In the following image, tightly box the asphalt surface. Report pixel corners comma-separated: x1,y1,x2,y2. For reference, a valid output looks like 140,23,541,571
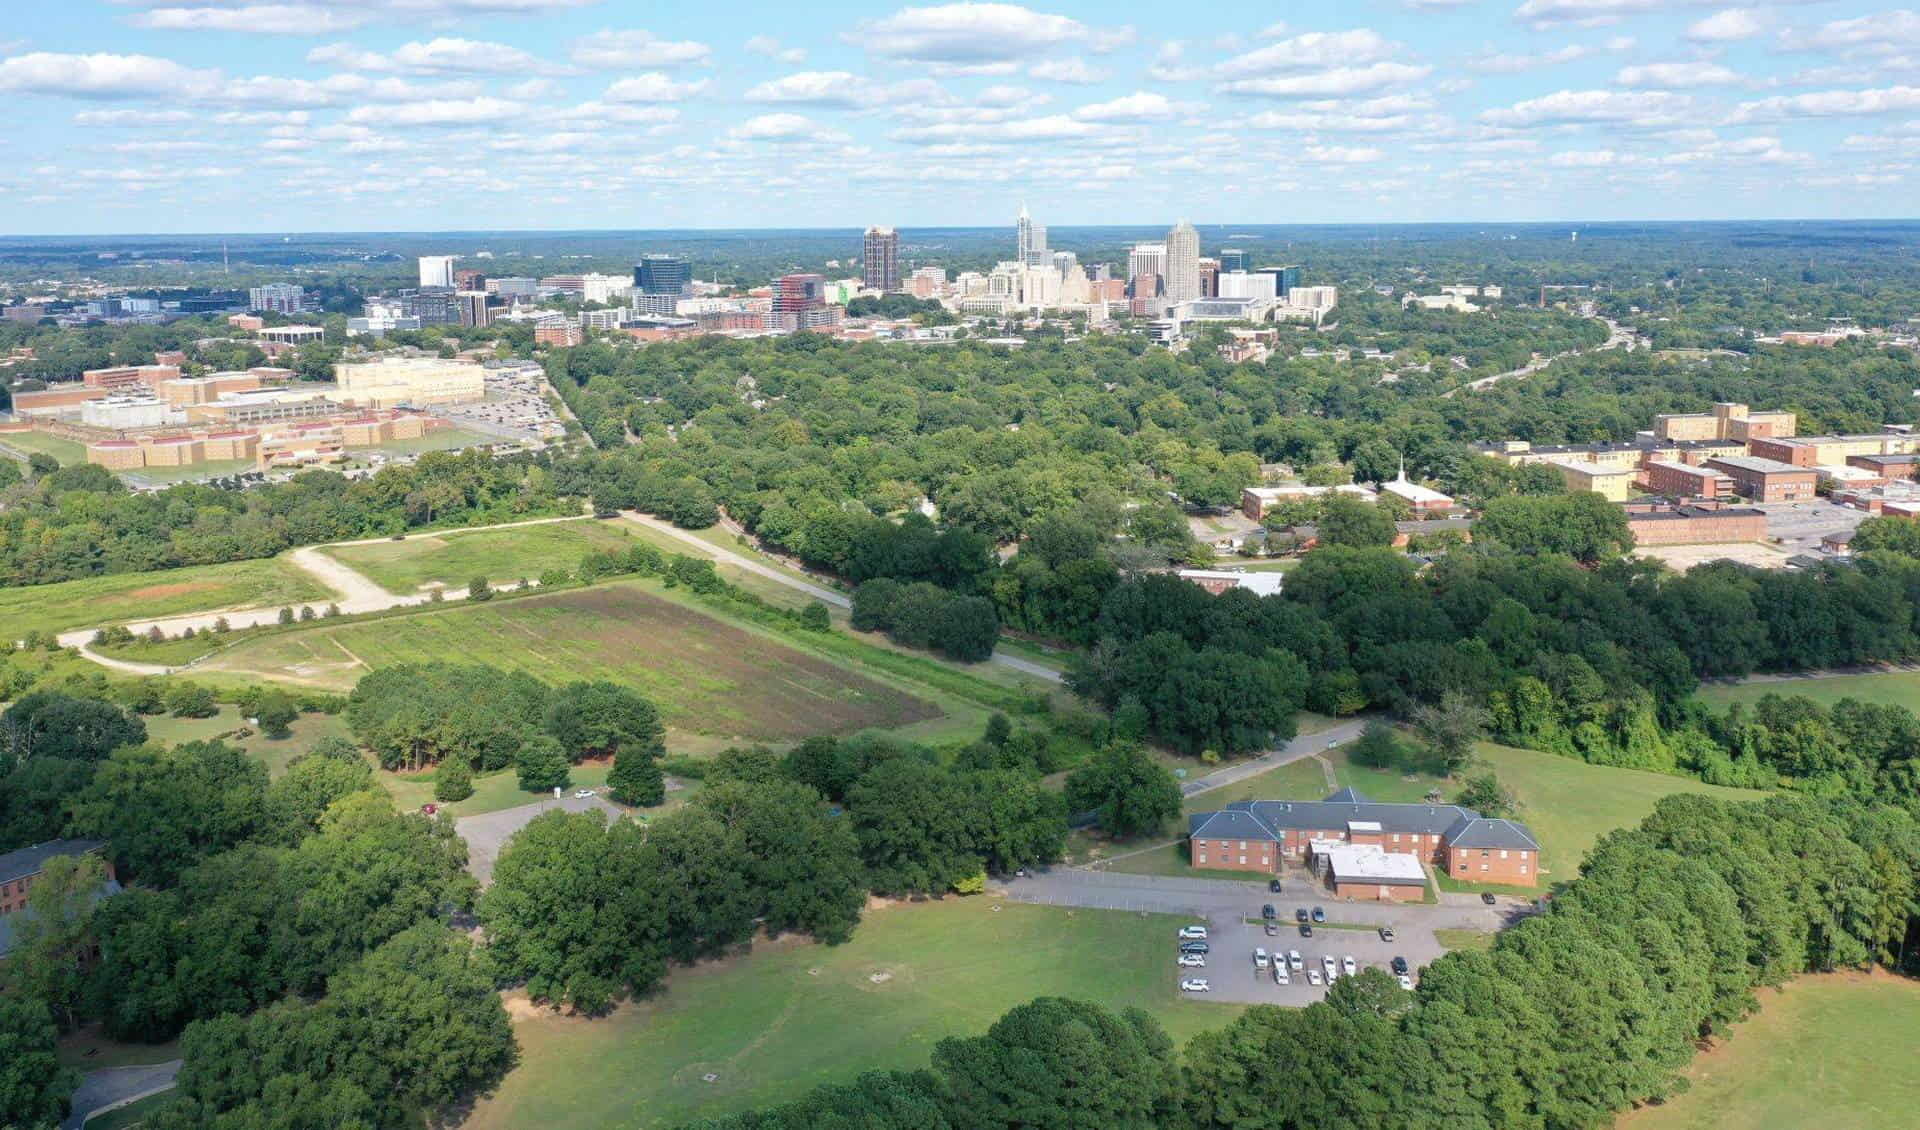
456,791,627,885
60,1060,182,1130
993,867,1536,1006
1179,718,1369,798
1754,499,1867,555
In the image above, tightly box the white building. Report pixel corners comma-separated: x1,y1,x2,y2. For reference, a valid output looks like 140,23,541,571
418,255,456,289
248,283,307,315
1218,271,1278,300
1164,220,1201,304
580,273,629,305
1016,204,1047,267
1129,243,1166,297
80,396,176,430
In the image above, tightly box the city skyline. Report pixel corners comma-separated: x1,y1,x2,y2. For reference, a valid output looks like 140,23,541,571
0,1,1914,234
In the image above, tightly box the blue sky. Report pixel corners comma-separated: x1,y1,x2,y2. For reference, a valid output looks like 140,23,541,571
0,0,1913,233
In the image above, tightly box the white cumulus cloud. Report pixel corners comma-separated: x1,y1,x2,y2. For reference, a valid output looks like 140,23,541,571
1687,9,1765,43
571,29,713,69
603,73,710,102
1614,61,1744,88
131,5,370,34
856,3,1095,64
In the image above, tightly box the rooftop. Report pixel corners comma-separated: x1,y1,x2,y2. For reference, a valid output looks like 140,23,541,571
1189,787,1540,852
0,838,105,886
1707,454,1811,475
1314,841,1428,885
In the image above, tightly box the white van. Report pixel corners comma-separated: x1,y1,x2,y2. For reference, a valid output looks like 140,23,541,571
1253,947,1269,970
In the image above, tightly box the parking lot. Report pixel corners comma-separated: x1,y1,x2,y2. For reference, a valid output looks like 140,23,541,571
1757,500,1867,555
996,866,1535,1007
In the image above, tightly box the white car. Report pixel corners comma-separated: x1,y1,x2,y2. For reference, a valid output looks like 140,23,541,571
1287,950,1303,971
1341,955,1358,977
1180,979,1211,993
1398,974,1415,991
1177,954,1206,968
572,789,596,799
1177,925,1208,940
1306,968,1323,986
1321,955,1338,980
1253,947,1269,970
1273,966,1290,986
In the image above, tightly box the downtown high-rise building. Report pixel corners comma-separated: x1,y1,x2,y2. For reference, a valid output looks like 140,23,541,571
633,254,692,295
1016,204,1047,267
418,255,456,289
863,226,901,292
1164,220,1201,304
248,283,307,315
1128,243,1166,298
1218,248,1250,273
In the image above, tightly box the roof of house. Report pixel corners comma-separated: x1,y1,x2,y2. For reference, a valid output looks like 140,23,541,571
0,839,105,886
0,878,123,958
1316,842,1428,886
1188,790,1539,852
1707,454,1810,475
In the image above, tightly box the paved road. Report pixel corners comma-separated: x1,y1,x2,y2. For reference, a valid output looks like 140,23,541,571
456,791,627,885
54,515,595,673
619,510,1065,684
1446,318,1632,398
1180,718,1370,798
993,867,1533,1007
61,1060,182,1130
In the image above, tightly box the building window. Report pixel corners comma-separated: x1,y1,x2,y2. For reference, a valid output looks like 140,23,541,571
1391,834,1400,843
1198,854,1207,865
1500,850,1509,859
1480,849,1490,858
1238,855,1247,865
1239,840,1247,850
1520,865,1528,875
1481,864,1489,872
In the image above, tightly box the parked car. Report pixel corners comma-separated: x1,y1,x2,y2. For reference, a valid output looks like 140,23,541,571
1287,949,1303,971
1306,968,1323,986
1178,954,1206,968
1299,924,1313,938
1178,925,1208,939
1263,922,1278,937
1253,947,1269,970
1179,941,1210,955
1294,907,1309,923
1481,892,1498,905
1268,878,1283,893
1261,903,1277,919
1341,955,1357,977
1273,965,1290,986
1311,906,1326,922
1180,979,1211,993
1321,955,1337,979
1390,955,1410,975
1379,926,1395,942
1398,974,1415,990
573,789,596,799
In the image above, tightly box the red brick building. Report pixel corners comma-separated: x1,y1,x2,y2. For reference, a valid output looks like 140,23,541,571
1187,788,1540,894
0,839,114,915
1704,455,1818,502
1624,501,1767,545
1643,460,1732,500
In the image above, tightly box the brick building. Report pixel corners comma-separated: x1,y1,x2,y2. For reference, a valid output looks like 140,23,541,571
1704,455,1818,502
1187,787,1539,894
1847,453,1920,481
1624,502,1767,545
1643,460,1732,500
1653,402,1795,443
0,840,113,915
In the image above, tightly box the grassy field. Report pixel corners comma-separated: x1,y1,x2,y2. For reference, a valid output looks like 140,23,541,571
462,899,1243,1130
141,707,352,777
1104,742,1767,886
0,558,326,641
197,582,943,745
1622,973,1920,1130
322,519,637,595
85,1090,176,1129
0,430,87,466
1696,670,1920,714
124,457,254,485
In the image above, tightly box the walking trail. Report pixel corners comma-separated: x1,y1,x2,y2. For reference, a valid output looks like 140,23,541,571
60,1059,182,1130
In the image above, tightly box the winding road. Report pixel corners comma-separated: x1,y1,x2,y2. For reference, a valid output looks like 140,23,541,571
60,1060,182,1130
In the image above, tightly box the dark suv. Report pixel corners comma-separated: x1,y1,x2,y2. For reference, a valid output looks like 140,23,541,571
1179,941,1210,955
1294,907,1309,923
1311,906,1326,923
1261,904,1277,920
1390,956,1409,975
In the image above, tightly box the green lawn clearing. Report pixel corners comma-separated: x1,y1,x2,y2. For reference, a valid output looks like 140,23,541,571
1696,670,1920,715
0,430,87,467
141,707,352,777
462,899,1243,1130
1433,929,1496,952
1623,972,1920,1130
83,1090,177,1130
195,581,945,747
0,558,326,642
322,519,637,595
124,457,254,485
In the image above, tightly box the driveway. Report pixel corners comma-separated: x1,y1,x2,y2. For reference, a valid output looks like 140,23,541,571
1180,718,1370,798
456,792,626,885
993,867,1535,1007
61,1060,182,1130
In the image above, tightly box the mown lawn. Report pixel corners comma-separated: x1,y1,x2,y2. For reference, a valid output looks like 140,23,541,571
141,707,353,777
1696,670,1920,715
322,519,635,595
0,558,326,642
461,899,1243,1130
1623,973,1920,1130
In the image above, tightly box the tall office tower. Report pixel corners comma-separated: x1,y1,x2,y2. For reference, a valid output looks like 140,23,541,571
1218,248,1249,273
456,291,492,328
633,253,692,295
248,283,306,315
1128,242,1166,298
1198,258,1220,298
1016,204,1047,267
1255,265,1302,299
1164,220,1201,303
1051,250,1080,278
418,255,456,289
863,226,901,292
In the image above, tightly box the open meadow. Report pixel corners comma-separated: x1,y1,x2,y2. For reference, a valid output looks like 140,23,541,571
0,557,326,642
321,518,636,594
1696,670,1920,715
460,898,1242,1130
1621,972,1920,1130
195,581,945,744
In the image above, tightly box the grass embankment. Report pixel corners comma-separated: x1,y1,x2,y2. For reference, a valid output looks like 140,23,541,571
462,899,1242,1130
1697,670,1920,714
321,518,636,595
0,558,326,642
1101,742,1767,886
0,430,86,466
196,581,948,747
1622,972,1920,1130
